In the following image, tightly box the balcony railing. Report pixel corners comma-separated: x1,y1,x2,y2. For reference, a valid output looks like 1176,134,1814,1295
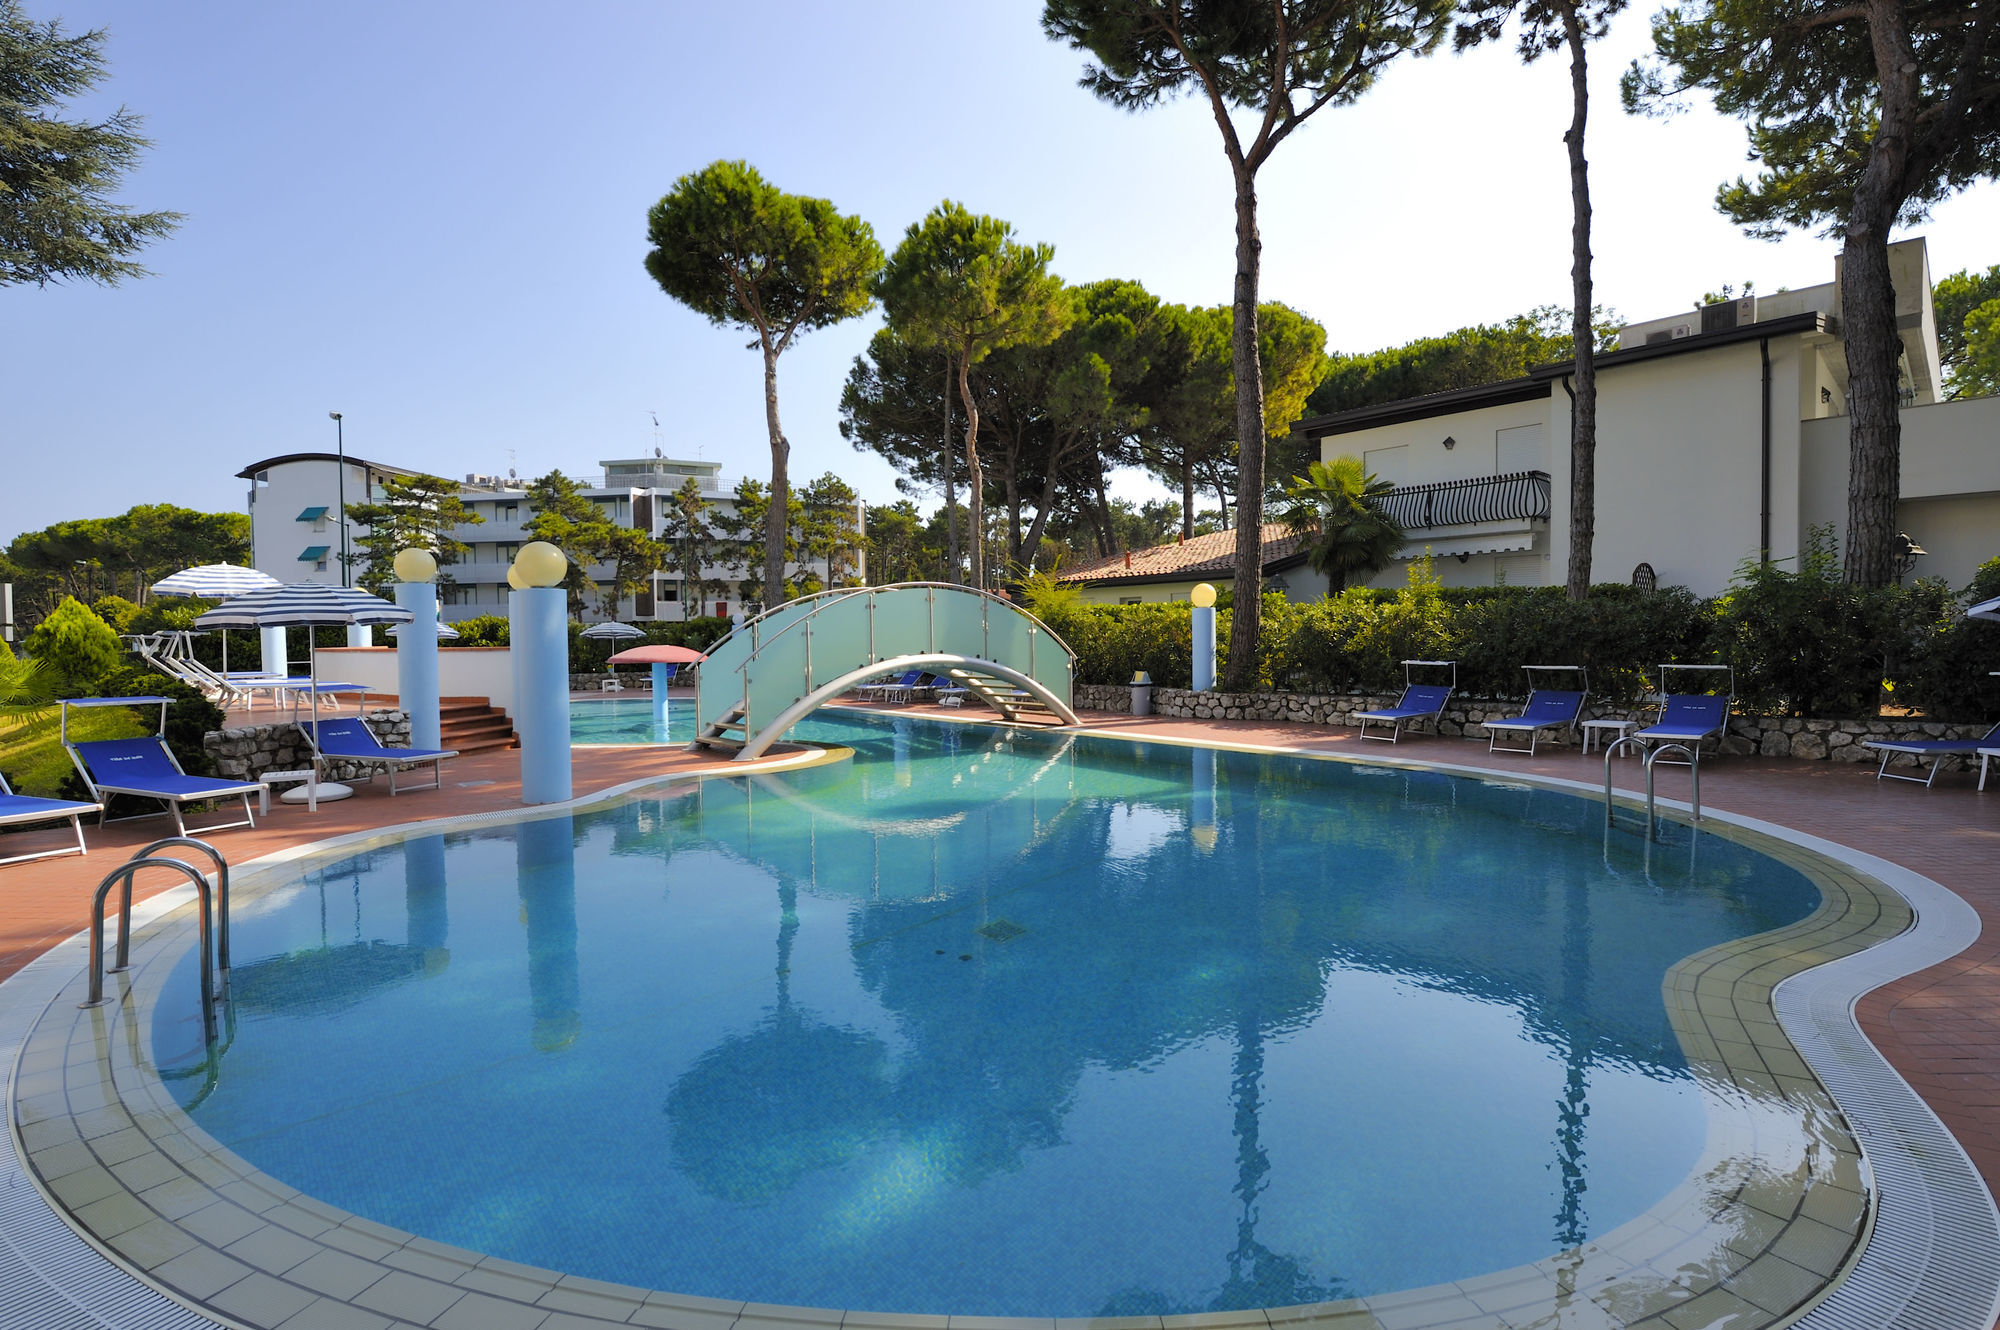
1375,470,1551,531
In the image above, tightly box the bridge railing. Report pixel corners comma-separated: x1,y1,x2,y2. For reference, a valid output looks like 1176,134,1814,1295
695,583,1077,744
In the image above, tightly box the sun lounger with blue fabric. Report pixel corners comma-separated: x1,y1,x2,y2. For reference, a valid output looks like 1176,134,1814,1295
63,697,260,836
301,717,456,795
855,669,924,703
1630,665,1734,767
1484,666,1587,756
1863,719,2000,788
1356,660,1457,743
0,770,100,867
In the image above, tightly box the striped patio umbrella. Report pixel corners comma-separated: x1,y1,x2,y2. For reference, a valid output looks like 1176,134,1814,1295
1970,595,2000,624
389,621,461,640
150,565,285,672
579,621,645,640
150,564,282,598
195,585,413,749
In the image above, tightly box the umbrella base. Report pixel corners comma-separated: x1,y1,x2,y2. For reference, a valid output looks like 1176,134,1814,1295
283,782,354,804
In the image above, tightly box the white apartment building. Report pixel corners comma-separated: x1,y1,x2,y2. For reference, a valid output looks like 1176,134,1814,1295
240,451,865,623
1291,236,2000,596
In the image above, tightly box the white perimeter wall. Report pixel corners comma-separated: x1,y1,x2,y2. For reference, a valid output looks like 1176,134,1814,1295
317,646,517,717
1801,393,2000,587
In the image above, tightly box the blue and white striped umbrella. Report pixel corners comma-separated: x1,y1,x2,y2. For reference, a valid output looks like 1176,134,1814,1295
193,583,413,628
1971,594,2000,624
151,564,281,598
579,621,645,640
389,621,461,640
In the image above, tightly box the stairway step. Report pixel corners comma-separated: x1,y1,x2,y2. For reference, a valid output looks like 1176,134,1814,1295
450,735,516,754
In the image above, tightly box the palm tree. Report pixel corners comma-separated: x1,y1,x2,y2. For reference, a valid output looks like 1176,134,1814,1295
1278,457,1407,593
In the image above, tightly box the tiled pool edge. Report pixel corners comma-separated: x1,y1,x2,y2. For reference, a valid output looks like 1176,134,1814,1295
4,735,1995,1329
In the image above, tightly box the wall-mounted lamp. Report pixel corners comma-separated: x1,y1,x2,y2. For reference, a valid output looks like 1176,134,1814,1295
1441,435,1456,450
1454,552,1470,564
1820,386,1833,406
1893,532,1927,580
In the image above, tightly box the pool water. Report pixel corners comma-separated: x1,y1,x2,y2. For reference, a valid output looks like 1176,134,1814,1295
157,712,1821,1316
569,695,697,745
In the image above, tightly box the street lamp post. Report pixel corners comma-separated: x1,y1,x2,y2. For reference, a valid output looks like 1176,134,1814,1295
328,411,348,587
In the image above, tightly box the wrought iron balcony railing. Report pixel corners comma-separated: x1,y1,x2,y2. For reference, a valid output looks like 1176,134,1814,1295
1374,470,1551,531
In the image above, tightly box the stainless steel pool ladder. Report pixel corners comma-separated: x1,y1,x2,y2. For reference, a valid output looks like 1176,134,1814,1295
1603,736,1701,838
82,837,231,1046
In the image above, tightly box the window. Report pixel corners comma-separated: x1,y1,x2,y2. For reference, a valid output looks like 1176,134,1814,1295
660,584,680,602
1119,596,1142,605
498,544,519,563
499,503,519,523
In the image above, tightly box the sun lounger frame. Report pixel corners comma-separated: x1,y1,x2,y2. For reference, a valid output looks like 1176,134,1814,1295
301,717,457,795
1356,660,1457,743
0,770,100,867
1485,666,1588,757
62,697,259,836
1864,720,2000,788
1631,664,1735,769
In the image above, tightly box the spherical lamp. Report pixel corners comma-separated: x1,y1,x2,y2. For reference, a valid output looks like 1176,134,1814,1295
1190,582,1217,608
507,565,528,592
392,548,438,583
514,541,568,588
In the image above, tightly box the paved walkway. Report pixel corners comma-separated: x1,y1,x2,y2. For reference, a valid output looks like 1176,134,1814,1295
3,703,1996,1319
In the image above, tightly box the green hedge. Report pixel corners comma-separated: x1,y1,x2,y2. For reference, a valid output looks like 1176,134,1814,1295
1035,551,2000,722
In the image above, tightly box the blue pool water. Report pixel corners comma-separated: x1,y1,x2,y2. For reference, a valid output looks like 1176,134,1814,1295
157,713,1821,1316
568,696,696,744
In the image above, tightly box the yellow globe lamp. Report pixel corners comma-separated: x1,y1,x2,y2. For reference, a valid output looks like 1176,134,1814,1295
392,547,438,583
514,541,568,588
1190,582,1217,608
506,565,528,591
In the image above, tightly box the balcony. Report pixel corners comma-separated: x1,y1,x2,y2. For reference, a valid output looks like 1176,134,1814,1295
1375,470,1551,531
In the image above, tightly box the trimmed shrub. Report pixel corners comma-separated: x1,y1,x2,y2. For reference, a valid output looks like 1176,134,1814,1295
22,597,123,694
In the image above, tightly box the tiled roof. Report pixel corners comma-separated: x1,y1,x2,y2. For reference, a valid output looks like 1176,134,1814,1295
1054,523,1304,586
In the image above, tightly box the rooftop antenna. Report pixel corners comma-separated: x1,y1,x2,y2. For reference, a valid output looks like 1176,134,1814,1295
506,447,517,481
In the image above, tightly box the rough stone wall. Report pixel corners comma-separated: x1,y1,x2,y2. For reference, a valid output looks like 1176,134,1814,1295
1070,684,1987,763
204,710,411,782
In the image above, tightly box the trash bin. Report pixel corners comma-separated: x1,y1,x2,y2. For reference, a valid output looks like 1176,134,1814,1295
1130,670,1153,717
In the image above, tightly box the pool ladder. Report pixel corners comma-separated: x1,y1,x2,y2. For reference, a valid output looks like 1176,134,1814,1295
1603,737,1701,839
82,837,231,1046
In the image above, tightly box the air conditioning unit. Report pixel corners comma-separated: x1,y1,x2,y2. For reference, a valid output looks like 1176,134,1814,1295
1644,324,1693,346
1699,296,1756,334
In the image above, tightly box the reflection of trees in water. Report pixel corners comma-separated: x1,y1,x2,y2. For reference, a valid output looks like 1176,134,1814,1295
640,722,1809,1296
665,878,893,1203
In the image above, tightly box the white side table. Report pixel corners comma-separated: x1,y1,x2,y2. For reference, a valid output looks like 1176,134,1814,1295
1581,719,1640,756
258,770,354,812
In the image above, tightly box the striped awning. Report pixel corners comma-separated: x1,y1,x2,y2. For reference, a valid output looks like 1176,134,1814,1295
298,546,330,561
193,583,413,628
150,564,282,598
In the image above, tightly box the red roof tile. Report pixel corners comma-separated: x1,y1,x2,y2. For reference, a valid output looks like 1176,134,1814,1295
1054,523,1303,586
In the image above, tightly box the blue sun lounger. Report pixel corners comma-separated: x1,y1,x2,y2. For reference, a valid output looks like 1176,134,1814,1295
1863,719,2000,788
63,697,260,836
1630,665,1734,768
1485,666,1587,756
0,770,100,867
1357,660,1457,743
856,670,924,703
302,717,457,795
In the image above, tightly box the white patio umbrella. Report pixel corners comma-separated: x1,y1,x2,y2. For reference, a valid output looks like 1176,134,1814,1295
195,584,413,799
578,621,645,640
150,564,282,673
1969,594,2000,623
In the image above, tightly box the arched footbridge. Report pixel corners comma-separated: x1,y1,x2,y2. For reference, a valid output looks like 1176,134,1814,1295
693,583,1080,760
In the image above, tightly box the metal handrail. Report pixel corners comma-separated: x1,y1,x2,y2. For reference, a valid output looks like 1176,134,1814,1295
129,838,231,979
84,856,220,1046
1375,470,1551,530
1604,736,1702,838
730,583,1080,678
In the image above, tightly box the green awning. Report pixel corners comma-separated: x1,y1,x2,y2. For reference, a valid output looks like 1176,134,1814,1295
297,506,329,521
298,545,330,561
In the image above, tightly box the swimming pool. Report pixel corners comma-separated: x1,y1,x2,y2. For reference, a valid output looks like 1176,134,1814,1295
569,695,697,744
153,712,1825,1317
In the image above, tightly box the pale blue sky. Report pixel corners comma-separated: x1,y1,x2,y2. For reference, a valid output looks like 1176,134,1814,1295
6,0,1998,546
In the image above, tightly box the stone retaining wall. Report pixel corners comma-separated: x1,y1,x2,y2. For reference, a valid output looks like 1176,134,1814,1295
1071,683,1987,763
204,710,412,782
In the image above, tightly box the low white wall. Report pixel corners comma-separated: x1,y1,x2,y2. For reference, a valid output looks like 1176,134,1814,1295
317,646,517,716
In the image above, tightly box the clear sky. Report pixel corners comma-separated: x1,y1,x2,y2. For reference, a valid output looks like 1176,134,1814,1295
6,0,1998,547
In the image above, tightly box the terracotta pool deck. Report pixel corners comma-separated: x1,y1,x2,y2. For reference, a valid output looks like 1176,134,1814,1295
2,701,1996,1328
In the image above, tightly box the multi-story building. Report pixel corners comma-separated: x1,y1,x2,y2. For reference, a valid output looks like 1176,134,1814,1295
239,451,864,623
